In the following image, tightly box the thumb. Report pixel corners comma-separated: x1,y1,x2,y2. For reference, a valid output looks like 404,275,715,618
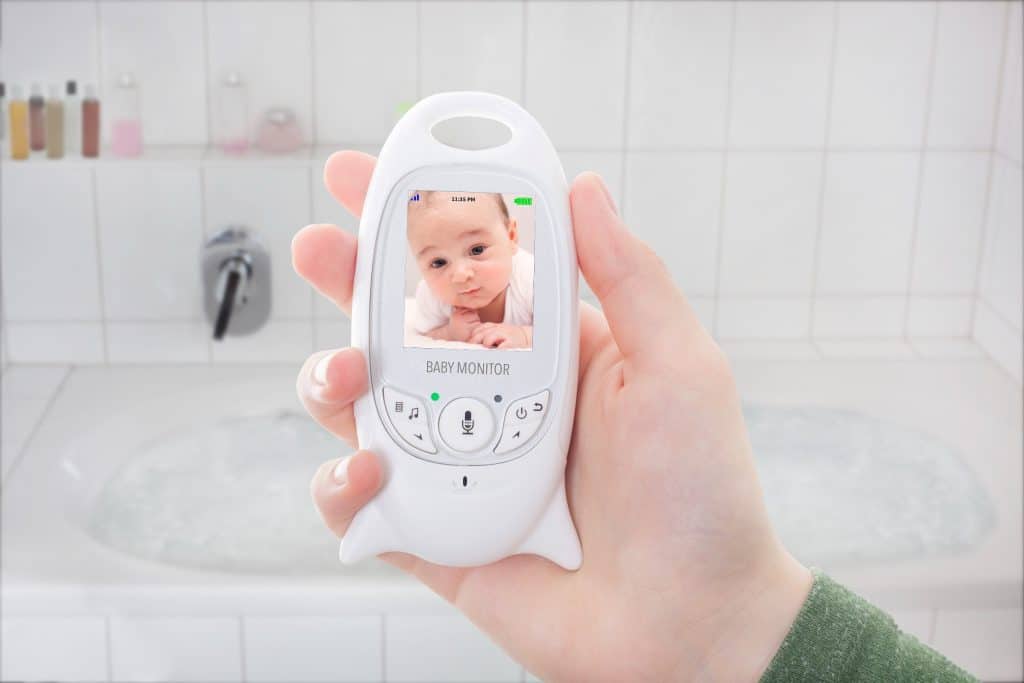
570,172,703,364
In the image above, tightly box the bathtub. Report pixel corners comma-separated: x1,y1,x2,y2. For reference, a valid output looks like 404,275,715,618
2,354,1021,682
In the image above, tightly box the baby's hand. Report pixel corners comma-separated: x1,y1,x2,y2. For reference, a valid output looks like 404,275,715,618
469,322,530,349
446,306,482,342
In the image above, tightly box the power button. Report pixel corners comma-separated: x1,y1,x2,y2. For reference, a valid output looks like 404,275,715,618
438,397,494,453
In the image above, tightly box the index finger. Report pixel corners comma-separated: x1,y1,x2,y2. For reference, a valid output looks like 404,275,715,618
291,151,377,315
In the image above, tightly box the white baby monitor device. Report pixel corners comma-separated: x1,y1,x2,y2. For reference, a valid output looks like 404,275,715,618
341,91,582,569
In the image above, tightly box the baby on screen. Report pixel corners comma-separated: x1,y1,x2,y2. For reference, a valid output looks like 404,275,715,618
407,191,534,349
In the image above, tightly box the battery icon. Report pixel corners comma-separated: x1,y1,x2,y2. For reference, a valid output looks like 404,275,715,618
514,196,532,206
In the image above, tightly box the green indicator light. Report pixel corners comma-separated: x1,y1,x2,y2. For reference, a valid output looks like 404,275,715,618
514,196,532,206
430,392,440,401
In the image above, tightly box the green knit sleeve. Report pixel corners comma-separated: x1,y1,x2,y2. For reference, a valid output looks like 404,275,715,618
759,567,979,683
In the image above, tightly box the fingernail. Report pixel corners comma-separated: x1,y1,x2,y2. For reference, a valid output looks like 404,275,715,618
333,456,350,484
313,352,335,385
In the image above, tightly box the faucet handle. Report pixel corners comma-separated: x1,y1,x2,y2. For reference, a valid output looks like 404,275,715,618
202,227,271,339
212,256,250,341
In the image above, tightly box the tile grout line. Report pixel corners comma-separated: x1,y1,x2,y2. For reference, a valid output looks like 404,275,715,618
617,0,634,218
976,296,1023,336
808,1,840,345
415,0,422,101
0,365,72,492
104,614,113,682
95,0,104,117
309,0,318,147
380,613,387,682
901,2,941,353
711,0,738,338
968,1,1012,338
90,167,110,362
199,164,214,364
238,616,248,682
520,0,528,106
202,0,213,147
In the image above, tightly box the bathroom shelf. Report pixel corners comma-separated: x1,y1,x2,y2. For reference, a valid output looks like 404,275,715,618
0,144,381,169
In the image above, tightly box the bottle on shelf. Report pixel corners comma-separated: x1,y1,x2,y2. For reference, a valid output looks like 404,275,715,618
82,84,100,158
0,82,6,145
255,107,303,154
64,80,81,156
29,83,45,151
110,72,141,157
217,71,249,154
45,85,64,159
9,85,29,160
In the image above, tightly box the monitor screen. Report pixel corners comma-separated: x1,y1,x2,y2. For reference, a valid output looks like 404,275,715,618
404,190,535,351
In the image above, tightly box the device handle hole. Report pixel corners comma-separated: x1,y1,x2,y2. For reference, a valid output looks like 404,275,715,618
430,115,513,151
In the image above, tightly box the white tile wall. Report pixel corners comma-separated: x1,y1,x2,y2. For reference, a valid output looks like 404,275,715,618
1,164,101,321
110,616,242,682
99,1,208,145
244,616,382,682
817,153,919,294
420,1,523,103
995,2,1023,164
0,1,99,90
813,296,906,339
96,165,204,320
716,297,810,340
828,2,935,148
1,617,108,682
385,615,521,682
0,0,1019,374
911,152,989,294
5,322,105,363
624,152,724,296
206,1,313,149
313,1,417,144
979,158,1024,331
524,1,629,149
906,296,974,338
628,2,732,148
729,2,834,147
927,2,1006,148
719,152,821,295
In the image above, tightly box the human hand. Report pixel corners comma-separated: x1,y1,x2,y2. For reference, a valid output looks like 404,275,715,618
468,322,531,349
294,151,812,682
447,305,482,342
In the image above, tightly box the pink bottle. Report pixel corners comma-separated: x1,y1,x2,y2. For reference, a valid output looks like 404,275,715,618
110,72,142,157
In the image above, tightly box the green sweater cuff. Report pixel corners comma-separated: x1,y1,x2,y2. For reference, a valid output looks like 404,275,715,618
759,567,979,682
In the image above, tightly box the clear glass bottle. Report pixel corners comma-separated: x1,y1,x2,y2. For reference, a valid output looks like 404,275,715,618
64,80,81,156
110,72,142,157
218,71,248,154
45,84,64,158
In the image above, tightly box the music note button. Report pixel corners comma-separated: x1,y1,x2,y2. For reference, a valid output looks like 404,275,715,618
382,386,436,454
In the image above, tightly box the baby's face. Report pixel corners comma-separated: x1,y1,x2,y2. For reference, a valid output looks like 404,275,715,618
408,193,518,310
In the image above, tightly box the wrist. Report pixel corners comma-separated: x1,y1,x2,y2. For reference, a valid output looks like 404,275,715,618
697,549,813,682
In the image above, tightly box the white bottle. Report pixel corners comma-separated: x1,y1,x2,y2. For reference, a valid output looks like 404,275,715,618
64,80,81,155
218,71,249,154
110,72,142,158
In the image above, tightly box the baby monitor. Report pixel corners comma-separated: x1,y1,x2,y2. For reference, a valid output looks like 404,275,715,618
340,91,582,569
